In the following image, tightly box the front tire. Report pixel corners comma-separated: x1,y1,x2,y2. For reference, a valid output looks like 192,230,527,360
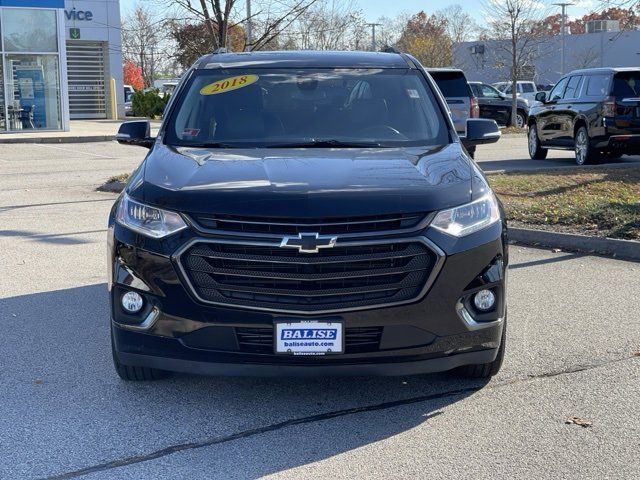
111,330,170,381
455,316,506,379
516,110,526,128
528,123,548,159
574,126,598,165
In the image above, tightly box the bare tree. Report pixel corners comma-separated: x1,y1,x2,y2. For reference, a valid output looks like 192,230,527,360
122,5,168,87
273,0,366,50
572,46,600,69
438,4,477,44
482,0,548,126
161,0,319,51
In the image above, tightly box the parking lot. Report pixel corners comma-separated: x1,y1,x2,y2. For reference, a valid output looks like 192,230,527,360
1,138,639,479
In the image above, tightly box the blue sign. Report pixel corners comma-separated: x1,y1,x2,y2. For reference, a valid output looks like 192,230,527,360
15,67,47,129
0,0,64,7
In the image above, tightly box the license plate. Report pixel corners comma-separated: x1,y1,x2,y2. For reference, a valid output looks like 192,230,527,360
275,321,344,355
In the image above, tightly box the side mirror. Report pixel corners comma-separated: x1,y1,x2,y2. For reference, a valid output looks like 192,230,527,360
463,119,501,146
116,120,154,148
535,91,547,103
498,93,507,100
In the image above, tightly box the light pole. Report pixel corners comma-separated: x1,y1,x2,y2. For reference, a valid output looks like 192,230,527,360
366,23,382,51
553,3,574,75
246,0,253,51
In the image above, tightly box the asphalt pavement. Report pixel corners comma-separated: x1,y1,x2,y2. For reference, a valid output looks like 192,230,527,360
475,134,640,172
1,141,639,479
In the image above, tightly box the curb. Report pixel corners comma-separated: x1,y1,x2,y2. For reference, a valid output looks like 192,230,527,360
485,161,639,175
510,227,640,262
0,135,116,144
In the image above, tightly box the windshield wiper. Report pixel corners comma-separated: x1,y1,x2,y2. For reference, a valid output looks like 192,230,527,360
265,139,382,148
181,142,244,149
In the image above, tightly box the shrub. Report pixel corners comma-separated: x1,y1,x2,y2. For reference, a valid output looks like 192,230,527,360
131,89,170,118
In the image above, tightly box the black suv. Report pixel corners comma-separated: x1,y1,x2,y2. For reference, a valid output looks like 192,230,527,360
110,51,506,380
469,82,529,128
528,67,640,165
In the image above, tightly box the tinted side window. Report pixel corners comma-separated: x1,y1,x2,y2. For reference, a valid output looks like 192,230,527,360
430,72,471,97
481,84,501,98
522,83,535,93
549,77,569,101
470,84,480,96
612,72,640,97
563,76,582,99
586,75,611,96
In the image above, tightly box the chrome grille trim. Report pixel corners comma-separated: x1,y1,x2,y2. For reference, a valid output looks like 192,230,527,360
173,236,445,315
185,212,435,239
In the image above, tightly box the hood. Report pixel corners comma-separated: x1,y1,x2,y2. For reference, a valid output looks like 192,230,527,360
134,143,474,218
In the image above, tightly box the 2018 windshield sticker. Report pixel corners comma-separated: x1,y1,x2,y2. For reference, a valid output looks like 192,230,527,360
200,75,259,95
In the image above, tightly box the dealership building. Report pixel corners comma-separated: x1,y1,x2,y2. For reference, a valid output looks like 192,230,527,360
0,0,123,133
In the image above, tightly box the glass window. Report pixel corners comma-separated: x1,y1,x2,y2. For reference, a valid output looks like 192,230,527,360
586,75,611,96
563,76,583,99
4,55,61,130
0,59,5,131
521,83,535,93
430,72,471,97
612,72,640,98
2,9,58,52
480,84,501,98
549,77,569,101
165,68,450,148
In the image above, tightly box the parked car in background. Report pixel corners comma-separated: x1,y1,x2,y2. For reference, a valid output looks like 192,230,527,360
469,82,529,128
527,67,640,165
111,50,506,381
428,68,479,157
493,81,538,105
124,85,134,116
160,81,178,98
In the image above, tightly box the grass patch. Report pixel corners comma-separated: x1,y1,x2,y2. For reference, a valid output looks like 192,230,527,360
500,126,527,135
488,167,640,240
105,173,130,184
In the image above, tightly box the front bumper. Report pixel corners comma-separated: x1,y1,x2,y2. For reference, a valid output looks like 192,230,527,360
108,218,508,377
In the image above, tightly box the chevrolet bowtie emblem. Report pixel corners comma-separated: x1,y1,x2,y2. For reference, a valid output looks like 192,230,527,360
280,232,337,253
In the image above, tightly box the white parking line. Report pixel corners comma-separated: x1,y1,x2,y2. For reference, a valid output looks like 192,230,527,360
32,143,115,159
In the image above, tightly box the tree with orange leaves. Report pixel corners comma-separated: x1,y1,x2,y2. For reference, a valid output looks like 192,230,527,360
123,61,144,91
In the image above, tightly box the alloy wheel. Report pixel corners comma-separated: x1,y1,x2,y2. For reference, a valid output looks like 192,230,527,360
575,130,588,165
528,126,537,157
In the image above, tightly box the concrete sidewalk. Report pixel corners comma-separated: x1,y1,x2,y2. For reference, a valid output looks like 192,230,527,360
0,119,161,144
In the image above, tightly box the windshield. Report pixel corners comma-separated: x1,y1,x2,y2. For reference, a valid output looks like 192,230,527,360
164,68,449,148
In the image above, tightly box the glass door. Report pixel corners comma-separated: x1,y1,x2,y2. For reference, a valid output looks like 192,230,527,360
0,57,6,131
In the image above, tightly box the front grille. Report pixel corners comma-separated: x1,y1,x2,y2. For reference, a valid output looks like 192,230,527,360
236,326,384,354
179,240,437,313
190,213,426,236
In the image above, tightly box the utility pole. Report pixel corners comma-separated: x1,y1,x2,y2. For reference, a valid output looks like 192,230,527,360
246,0,253,51
553,3,574,75
366,23,382,51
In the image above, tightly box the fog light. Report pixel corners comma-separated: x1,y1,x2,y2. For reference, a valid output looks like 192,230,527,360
473,289,495,311
121,291,144,313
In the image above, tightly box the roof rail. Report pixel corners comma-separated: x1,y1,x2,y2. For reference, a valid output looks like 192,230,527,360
212,47,230,54
380,46,401,54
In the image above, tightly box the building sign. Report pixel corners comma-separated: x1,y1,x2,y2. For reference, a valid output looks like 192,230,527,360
65,8,93,21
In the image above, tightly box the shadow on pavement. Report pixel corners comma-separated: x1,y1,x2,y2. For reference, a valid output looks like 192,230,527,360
0,284,488,479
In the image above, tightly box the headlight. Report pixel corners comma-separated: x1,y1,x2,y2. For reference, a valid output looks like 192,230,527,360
116,192,187,238
431,193,500,237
